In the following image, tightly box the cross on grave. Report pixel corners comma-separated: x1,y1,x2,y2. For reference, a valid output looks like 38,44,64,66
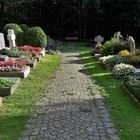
7,29,16,48
95,35,104,48
0,33,6,50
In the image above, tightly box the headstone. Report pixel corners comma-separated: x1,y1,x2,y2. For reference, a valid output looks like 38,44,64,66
0,33,6,50
7,29,16,48
95,35,104,48
128,36,136,53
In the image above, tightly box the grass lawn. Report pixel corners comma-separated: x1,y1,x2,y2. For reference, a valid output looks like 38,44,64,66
81,50,140,140
0,55,61,140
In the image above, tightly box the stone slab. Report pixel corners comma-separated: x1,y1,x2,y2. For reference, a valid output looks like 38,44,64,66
0,55,9,61
0,66,30,78
135,68,140,76
94,53,102,60
0,77,20,97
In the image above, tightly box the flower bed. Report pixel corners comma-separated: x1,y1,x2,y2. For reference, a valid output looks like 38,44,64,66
0,66,30,78
18,46,42,54
0,78,20,97
0,60,26,71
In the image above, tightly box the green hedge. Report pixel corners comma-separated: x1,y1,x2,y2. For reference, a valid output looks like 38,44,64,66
28,26,47,48
3,23,24,46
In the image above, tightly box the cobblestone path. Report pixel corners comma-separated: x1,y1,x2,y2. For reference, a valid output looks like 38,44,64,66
19,46,120,140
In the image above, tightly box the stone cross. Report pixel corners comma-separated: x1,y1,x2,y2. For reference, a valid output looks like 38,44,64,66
0,33,6,50
128,36,136,53
95,35,104,47
7,29,16,48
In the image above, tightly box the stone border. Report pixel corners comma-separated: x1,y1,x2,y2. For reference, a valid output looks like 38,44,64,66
35,55,42,61
26,59,37,68
122,84,140,107
0,55,9,61
0,77,20,97
0,66,30,78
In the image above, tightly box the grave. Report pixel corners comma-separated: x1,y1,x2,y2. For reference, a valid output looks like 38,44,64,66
0,33,6,50
0,77,20,97
95,35,104,48
0,66,30,78
7,29,16,48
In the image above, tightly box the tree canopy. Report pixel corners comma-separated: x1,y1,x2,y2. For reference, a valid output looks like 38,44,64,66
1,0,140,41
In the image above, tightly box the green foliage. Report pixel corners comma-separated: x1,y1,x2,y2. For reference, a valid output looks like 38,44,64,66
0,49,8,55
100,40,114,56
0,79,14,88
7,48,20,57
124,76,140,101
129,55,140,66
28,26,47,48
19,24,29,33
19,24,30,45
3,23,24,46
112,42,129,54
113,63,135,78
100,37,129,56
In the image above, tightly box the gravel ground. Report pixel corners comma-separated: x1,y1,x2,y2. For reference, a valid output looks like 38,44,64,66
19,45,120,140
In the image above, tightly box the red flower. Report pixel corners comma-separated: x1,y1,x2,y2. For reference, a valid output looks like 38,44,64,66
18,46,42,53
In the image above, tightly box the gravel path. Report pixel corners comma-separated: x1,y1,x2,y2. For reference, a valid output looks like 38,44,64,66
19,44,120,140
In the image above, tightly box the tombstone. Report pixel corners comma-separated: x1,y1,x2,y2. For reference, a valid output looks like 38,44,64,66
128,36,136,53
0,33,6,50
7,29,16,48
114,31,123,42
95,35,104,48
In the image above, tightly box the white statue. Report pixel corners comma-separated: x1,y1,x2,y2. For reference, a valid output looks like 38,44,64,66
114,31,123,42
95,35,104,48
7,29,16,48
128,36,136,53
